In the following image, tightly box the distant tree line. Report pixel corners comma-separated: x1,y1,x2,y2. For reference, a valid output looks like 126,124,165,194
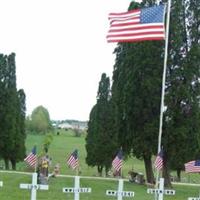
85,0,200,187
0,53,26,170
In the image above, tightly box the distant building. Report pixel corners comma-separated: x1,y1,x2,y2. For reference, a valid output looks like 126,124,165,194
57,121,87,131
58,122,73,129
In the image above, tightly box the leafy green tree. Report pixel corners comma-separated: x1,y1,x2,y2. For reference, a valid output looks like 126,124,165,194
86,73,118,176
29,105,52,134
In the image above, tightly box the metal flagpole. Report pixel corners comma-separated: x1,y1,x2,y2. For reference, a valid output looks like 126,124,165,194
156,0,172,187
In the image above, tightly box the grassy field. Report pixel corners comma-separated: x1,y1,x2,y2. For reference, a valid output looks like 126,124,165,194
0,130,200,200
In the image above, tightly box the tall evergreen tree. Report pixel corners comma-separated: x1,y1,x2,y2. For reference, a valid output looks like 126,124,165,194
162,0,200,186
85,73,117,176
0,53,26,169
10,89,26,169
111,1,164,183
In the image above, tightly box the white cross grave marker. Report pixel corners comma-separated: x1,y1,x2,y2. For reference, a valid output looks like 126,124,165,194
147,178,175,200
63,176,91,200
106,179,134,200
0,181,3,187
20,172,49,200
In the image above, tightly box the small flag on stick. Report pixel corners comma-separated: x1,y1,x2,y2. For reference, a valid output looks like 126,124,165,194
154,149,163,170
107,5,165,43
24,146,37,168
67,149,79,170
112,150,123,172
185,160,200,173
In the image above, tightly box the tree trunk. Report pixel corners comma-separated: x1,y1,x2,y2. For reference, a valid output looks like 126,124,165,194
4,158,9,170
143,154,155,184
176,169,181,182
105,166,109,177
10,159,16,170
162,158,172,188
97,166,103,176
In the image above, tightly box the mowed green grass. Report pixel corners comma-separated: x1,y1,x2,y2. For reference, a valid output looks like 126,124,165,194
0,130,200,200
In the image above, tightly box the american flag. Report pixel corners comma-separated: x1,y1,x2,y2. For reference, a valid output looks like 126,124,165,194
154,149,163,170
107,5,165,42
67,149,79,170
112,150,123,172
24,146,37,167
185,160,200,173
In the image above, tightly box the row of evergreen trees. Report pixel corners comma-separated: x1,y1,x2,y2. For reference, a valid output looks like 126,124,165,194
0,53,26,170
85,0,200,186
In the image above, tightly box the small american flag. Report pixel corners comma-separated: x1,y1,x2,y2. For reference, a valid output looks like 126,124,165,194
112,150,123,172
24,146,37,167
107,5,165,42
67,149,79,170
154,149,163,170
185,160,200,173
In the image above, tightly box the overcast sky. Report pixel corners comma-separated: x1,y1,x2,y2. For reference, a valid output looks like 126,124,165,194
0,0,141,121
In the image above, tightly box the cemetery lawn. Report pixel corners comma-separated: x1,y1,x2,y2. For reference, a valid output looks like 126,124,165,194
0,130,200,199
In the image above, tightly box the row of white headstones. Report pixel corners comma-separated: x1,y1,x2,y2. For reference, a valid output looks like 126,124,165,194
0,174,199,200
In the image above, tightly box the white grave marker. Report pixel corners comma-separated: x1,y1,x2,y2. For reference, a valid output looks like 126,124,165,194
188,197,200,200
20,172,49,200
63,176,91,200
106,179,134,200
147,178,175,200
0,181,3,187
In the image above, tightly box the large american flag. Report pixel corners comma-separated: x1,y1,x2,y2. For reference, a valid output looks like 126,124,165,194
24,146,37,167
67,149,79,170
154,149,163,170
112,150,123,172
185,160,200,173
107,5,165,42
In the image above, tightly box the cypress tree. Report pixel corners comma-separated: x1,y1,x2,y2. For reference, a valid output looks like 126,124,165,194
0,53,26,169
86,73,117,176
162,0,200,186
111,1,164,183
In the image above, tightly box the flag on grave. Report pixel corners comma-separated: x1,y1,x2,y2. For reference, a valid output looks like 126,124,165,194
154,149,163,170
67,149,79,170
24,146,37,167
185,160,200,173
112,149,123,172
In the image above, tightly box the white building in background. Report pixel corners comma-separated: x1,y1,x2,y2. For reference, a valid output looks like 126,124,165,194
58,122,73,129
57,121,88,131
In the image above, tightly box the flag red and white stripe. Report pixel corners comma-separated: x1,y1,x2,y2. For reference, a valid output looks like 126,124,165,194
112,150,123,172
24,146,37,167
154,150,163,170
67,149,79,170
107,5,165,43
185,160,200,173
